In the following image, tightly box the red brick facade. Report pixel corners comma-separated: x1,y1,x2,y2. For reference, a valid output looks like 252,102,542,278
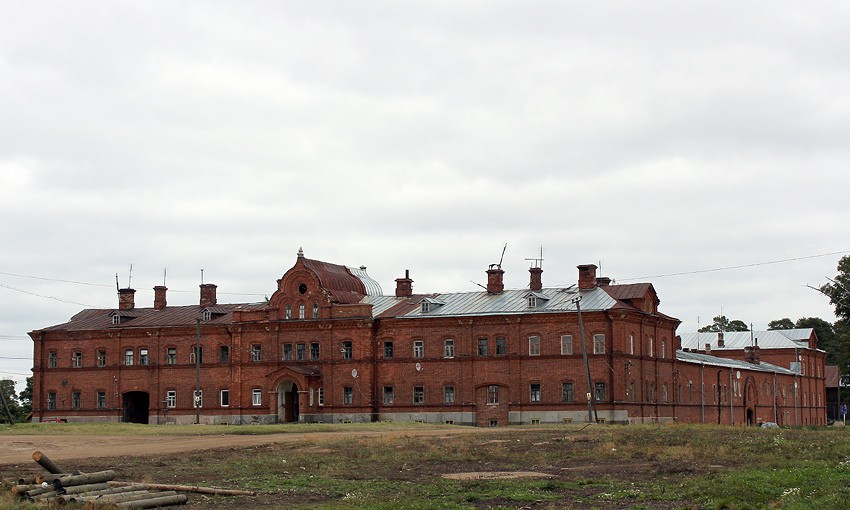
29,253,827,426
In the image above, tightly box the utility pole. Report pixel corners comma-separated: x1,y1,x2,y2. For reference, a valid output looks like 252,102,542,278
0,388,15,426
195,318,201,425
573,296,598,423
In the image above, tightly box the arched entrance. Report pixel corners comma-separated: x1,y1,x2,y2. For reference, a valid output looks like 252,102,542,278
277,380,300,423
123,391,149,424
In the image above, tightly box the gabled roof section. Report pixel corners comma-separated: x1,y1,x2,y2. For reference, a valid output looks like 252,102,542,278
680,329,817,351
298,258,383,303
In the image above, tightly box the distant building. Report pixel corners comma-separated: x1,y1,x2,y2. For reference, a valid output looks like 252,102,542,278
29,250,827,426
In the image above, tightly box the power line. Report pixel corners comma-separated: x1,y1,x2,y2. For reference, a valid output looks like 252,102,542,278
616,250,849,282
0,282,97,307
0,271,112,287
0,356,30,360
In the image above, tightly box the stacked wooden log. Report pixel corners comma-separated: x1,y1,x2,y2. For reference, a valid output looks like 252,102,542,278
3,451,258,508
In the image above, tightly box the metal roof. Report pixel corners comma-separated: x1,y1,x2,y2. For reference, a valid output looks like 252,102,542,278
346,266,383,296
363,285,621,319
679,329,815,351
676,350,797,375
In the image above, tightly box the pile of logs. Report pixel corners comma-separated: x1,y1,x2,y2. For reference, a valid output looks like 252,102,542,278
3,451,255,508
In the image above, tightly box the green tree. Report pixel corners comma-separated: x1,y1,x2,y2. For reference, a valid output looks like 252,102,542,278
18,377,32,417
0,379,23,423
767,318,795,330
820,255,850,321
698,315,749,332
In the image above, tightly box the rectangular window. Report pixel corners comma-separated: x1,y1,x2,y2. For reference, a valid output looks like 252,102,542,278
283,344,292,361
477,338,488,356
530,383,541,403
48,351,57,368
97,391,106,409
593,334,605,354
312,303,319,319
220,345,229,364
660,340,666,359
296,343,306,361
220,389,230,407
342,341,353,360
318,387,324,406
193,390,203,408
72,351,82,368
166,347,177,365
383,386,394,405
251,344,262,362
285,305,292,319
310,342,320,360
343,387,353,405
298,304,305,319
112,314,121,325
97,350,106,367
413,340,424,358
166,391,176,408
495,336,506,355
528,336,540,356
383,341,394,359
444,385,455,404
72,391,81,409
252,389,262,406
47,392,56,410
190,346,203,364
413,386,425,405
560,335,573,355
629,334,634,355
487,385,499,404
594,382,606,401
139,348,149,366
649,337,654,357
562,382,574,402
444,339,454,358
124,349,134,366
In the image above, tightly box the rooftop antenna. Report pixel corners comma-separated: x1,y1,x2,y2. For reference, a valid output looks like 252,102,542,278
127,264,133,289
115,273,119,292
200,268,204,285
163,268,167,286
470,280,488,291
524,246,544,269
498,243,507,268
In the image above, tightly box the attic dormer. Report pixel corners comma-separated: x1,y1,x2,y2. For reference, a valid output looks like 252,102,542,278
419,296,446,313
109,310,139,325
200,306,228,321
525,291,550,308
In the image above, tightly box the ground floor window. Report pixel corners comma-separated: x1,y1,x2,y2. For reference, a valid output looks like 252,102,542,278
97,391,106,409
444,386,455,404
220,389,230,407
47,392,56,410
252,389,262,406
193,390,203,408
562,382,574,402
318,387,324,406
383,386,394,405
487,385,499,404
343,387,353,405
413,386,425,405
71,391,81,409
166,391,176,408
530,383,541,403
594,382,606,401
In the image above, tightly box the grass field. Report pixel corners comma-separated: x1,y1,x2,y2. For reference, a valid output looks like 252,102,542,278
2,423,849,509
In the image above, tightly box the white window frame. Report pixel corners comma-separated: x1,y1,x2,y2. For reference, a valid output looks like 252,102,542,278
444,385,455,405
487,385,499,404
528,336,541,356
342,341,353,360
251,344,262,362
220,389,230,407
124,349,134,366
413,385,425,405
593,334,605,354
139,348,149,366
166,390,176,408
193,389,203,408
252,389,262,406
72,351,83,368
413,340,424,358
97,350,106,367
318,387,324,406
530,383,541,403
560,335,573,355
444,339,454,358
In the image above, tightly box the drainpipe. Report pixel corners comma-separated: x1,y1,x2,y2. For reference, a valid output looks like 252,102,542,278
700,362,705,424
772,372,778,424
729,368,734,426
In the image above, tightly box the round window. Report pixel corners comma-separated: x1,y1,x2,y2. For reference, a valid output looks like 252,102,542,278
298,283,307,294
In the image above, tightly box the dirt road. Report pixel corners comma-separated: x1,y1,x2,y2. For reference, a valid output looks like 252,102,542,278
0,427,496,466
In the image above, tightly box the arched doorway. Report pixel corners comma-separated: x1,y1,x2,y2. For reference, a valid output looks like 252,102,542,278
277,380,299,423
123,391,149,424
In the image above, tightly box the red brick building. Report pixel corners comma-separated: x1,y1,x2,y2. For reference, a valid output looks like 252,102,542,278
29,250,826,426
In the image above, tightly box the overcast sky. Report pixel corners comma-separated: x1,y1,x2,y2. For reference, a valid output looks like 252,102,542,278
2,2,849,391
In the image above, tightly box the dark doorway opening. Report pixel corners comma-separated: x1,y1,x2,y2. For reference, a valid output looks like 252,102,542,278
123,391,150,424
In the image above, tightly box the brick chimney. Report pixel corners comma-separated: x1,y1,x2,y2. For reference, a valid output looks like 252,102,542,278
200,283,217,307
705,343,711,356
529,266,543,291
395,270,413,297
745,339,760,364
153,286,167,310
577,264,598,290
717,331,725,348
486,264,504,294
596,276,611,287
118,288,136,310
